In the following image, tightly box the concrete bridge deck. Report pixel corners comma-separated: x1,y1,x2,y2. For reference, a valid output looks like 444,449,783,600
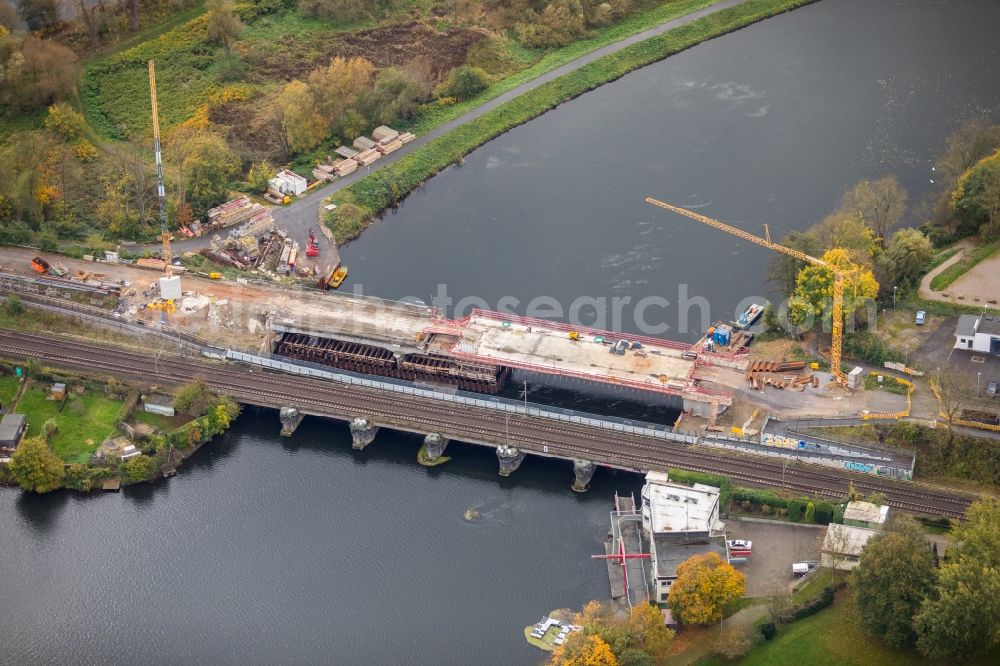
0,329,978,519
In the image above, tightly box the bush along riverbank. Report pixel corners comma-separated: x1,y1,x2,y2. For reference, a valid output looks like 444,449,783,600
324,0,820,242
0,366,240,493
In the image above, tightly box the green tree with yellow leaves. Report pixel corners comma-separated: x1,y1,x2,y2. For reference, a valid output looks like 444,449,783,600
787,248,879,330
667,551,745,625
10,436,65,493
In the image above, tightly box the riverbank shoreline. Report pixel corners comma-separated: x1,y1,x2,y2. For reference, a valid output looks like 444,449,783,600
0,363,239,494
324,0,821,244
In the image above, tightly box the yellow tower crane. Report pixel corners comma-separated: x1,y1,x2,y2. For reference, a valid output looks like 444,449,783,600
148,60,171,269
645,197,848,386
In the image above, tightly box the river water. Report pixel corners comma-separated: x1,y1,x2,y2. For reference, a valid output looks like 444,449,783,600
3,1,1000,664
342,0,1000,341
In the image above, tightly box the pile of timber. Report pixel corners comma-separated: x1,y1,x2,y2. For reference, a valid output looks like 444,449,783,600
376,138,402,155
354,149,380,166
313,163,336,182
398,132,415,144
333,158,358,177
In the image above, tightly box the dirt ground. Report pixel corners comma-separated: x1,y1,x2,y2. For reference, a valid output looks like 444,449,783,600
725,518,826,597
920,240,1000,306
944,249,1000,305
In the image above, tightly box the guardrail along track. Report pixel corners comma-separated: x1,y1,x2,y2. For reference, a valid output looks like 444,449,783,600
0,329,978,518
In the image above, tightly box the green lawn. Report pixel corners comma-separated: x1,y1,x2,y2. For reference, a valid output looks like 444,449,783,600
698,591,998,666
16,385,124,463
133,409,189,432
0,374,22,409
791,568,845,605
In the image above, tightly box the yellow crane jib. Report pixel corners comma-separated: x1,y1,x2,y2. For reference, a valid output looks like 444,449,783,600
644,197,848,385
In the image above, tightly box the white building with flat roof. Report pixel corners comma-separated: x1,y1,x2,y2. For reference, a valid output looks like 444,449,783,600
954,314,1000,354
640,472,728,603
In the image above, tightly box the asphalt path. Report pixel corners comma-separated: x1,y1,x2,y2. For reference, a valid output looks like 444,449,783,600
150,0,745,257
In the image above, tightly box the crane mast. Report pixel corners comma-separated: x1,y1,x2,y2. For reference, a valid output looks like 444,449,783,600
644,197,847,385
148,60,171,269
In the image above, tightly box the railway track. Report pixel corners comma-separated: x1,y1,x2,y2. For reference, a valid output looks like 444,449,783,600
0,329,980,518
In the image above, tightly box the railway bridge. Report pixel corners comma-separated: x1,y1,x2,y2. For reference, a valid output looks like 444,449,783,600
0,329,979,518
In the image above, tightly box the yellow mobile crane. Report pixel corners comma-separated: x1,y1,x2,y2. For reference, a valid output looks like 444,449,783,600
645,197,849,386
148,60,171,269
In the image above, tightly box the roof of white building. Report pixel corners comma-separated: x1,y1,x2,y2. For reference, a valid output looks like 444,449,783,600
822,523,878,556
955,315,979,337
843,500,890,525
642,472,721,534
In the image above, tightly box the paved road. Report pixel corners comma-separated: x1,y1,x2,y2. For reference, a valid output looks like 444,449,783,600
0,328,980,517
150,0,746,256
918,239,974,304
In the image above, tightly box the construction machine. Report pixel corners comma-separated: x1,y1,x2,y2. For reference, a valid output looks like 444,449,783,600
645,197,850,386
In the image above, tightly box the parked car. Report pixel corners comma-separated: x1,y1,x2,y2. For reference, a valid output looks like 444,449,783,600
727,539,752,552
915,310,926,325
988,381,998,398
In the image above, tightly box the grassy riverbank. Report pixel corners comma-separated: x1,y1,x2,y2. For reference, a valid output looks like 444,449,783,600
325,0,819,242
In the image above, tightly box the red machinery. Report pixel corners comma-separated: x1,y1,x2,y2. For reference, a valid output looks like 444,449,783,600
305,230,319,257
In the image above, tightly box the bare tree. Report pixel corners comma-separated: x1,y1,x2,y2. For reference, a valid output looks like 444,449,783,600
840,176,908,247
935,368,973,436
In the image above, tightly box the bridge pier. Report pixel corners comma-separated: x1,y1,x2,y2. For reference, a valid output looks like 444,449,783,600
349,418,379,450
571,459,596,492
496,445,526,477
279,407,304,437
418,432,450,466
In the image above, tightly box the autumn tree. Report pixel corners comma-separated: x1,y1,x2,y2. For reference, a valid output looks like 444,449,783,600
549,633,618,666
766,229,823,296
518,0,589,48
881,227,933,288
121,455,155,484
951,149,1000,240
172,379,216,417
438,64,490,101
362,67,427,125
812,211,879,265
850,530,936,648
0,33,79,113
246,160,275,194
276,81,327,152
179,132,240,216
624,603,675,661
10,436,65,493
786,248,880,331
43,102,86,141
206,0,243,50
914,499,1000,661
308,56,374,136
839,177,907,246
667,551,745,625
17,0,60,31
